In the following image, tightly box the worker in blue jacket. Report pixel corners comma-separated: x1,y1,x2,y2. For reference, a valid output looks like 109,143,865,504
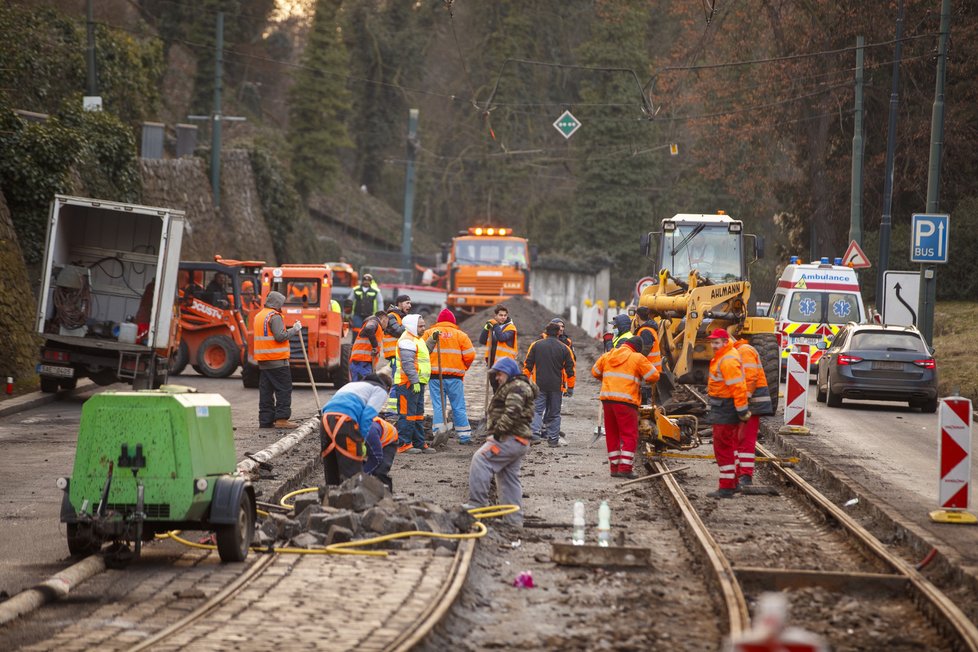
319,370,392,486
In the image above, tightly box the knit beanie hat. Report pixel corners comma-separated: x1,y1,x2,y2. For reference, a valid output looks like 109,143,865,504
438,308,456,324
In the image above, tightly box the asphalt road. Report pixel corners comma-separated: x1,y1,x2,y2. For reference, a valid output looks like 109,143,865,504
0,372,330,598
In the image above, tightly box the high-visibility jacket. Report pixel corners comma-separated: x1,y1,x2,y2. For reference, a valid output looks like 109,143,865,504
330,299,341,313
422,321,475,378
733,339,773,416
351,317,383,363
374,417,399,448
634,321,662,371
382,312,403,360
708,341,749,423
489,321,518,362
253,307,290,362
591,346,658,406
352,286,380,317
394,330,431,385
613,329,634,348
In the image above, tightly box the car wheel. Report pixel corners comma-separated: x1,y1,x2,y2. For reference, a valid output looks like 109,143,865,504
919,397,939,414
825,376,842,408
816,381,827,403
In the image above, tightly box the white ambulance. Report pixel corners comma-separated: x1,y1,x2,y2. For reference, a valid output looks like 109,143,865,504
768,257,868,371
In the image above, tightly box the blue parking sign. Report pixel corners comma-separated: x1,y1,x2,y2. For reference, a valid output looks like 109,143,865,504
910,213,950,264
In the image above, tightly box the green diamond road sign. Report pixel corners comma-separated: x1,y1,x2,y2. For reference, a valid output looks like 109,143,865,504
553,110,581,139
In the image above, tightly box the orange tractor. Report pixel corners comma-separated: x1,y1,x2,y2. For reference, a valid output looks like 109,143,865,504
241,263,351,389
171,256,264,378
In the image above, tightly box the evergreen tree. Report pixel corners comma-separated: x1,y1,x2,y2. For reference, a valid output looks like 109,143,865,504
287,0,353,198
569,1,658,294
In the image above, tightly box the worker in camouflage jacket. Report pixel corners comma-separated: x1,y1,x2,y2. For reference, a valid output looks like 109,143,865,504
465,357,538,527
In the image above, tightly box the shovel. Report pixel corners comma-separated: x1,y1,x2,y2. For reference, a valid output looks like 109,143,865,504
588,401,606,448
296,327,322,413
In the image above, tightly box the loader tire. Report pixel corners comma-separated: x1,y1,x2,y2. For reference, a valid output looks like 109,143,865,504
197,335,239,378
750,333,780,415
332,343,351,389
169,340,189,376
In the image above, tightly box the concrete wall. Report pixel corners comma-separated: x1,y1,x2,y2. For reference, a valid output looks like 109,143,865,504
530,266,611,320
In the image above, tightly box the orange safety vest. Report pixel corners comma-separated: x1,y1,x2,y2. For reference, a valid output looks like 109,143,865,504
351,318,382,363
590,346,658,406
253,307,290,362
708,341,749,410
321,414,364,461
487,321,518,362
382,312,403,360
374,417,399,448
423,322,475,378
733,339,772,414
635,322,662,371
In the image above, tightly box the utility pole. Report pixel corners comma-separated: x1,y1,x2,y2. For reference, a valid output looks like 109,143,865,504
83,0,101,111
917,0,950,345
401,109,419,268
876,0,905,308
211,11,224,209
849,36,865,248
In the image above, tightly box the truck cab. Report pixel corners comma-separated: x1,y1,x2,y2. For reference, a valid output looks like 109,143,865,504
768,257,868,371
447,227,531,316
241,264,350,388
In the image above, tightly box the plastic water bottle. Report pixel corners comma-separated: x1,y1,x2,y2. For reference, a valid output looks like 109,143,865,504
572,501,586,545
597,500,611,547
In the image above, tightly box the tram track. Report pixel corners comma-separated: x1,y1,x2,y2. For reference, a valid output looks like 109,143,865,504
650,441,978,650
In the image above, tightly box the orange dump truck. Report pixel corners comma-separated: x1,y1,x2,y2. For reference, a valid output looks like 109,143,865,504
446,226,533,316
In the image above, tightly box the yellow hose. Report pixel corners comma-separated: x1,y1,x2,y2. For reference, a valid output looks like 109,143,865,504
157,497,515,557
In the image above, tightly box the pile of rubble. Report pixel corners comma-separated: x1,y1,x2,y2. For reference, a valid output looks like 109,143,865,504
255,473,477,553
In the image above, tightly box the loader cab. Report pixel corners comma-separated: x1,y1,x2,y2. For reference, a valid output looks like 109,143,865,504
643,213,762,284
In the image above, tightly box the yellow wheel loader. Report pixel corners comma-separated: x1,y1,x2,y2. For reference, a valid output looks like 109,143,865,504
637,213,779,449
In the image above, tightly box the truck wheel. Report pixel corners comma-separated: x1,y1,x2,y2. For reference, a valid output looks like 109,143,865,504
67,523,101,556
216,491,254,563
40,377,61,393
332,343,351,388
59,378,77,390
196,335,239,378
241,362,260,388
749,333,780,415
169,341,189,376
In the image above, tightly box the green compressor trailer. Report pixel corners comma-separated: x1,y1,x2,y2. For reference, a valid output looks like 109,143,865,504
58,388,255,563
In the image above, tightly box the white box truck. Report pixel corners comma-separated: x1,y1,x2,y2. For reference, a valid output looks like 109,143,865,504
35,195,185,391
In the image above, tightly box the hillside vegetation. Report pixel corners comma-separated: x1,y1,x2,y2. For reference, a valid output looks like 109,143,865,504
933,302,978,402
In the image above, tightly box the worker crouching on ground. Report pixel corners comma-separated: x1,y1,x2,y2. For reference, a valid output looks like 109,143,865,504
466,358,538,527
591,336,659,479
730,327,773,489
524,321,575,448
254,290,302,429
706,328,751,498
423,309,476,445
350,311,389,382
395,314,436,453
319,371,393,485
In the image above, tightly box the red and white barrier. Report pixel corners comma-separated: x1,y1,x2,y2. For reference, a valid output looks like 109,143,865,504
930,397,976,524
780,346,809,433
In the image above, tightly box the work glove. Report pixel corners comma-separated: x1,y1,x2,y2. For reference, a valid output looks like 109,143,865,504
291,320,302,332
372,347,381,358
411,382,421,394
738,411,752,422
485,321,494,331
431,330,440,342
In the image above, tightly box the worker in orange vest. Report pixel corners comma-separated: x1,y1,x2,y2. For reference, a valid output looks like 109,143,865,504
319,372,392,485
423,309,476,444
479,305,518,392
706,328,751,498
730,328,774,490
364,416,400,491
350,311,389,381
632,306,662,404
591,336,659,479
253,291,302,429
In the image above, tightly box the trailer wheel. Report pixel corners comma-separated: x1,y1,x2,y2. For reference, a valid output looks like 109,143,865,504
66,523,101,556
241,362,260,388
169,340,189,376
749,333,780,415
216,491,254,563
196,335,239,378
332,343,351,388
